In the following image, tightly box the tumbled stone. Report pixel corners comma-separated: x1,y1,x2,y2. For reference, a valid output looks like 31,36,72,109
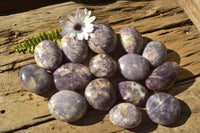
118,54,150,81
48,90,87,122
53,63,92,91
62,37,88,63
19,64,53,94
109,103,142,129
120,27,143,54
34,40,62,70
146,92,181,125
89,54,117,78
145,61,179,91
118,81,148,105
84,78,116,111
142,41,167,67
88,22,117,54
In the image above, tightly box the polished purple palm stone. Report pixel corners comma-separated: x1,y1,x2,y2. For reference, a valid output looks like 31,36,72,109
120,27,143,54
118,54,150,81
142,41,167,67
19,64,53,94
62,37,88,63
109,103,142,129
146,92,181,125
34,40,62,70
53,62,92,91
145,61,179,91
84,78,116,111
119,81,148,105
89,54,117,78
48,90,87,122
88,22,117,54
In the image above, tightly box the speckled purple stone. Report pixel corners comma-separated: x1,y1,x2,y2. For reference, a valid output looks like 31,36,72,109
145,62,179,91
146,92,181,125
89,54,117,78
53,63,92,91
142,41,167,67
62,37,88,63
120,27,143,54
118,54,150,81
109,103,142,129
48,90,87,122
19,64,52,94
119,81,148,105
88,22,117,54
84,78,116,111
34,40,62,70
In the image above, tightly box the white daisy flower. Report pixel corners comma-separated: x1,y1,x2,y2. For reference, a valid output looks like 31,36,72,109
59,8,96,40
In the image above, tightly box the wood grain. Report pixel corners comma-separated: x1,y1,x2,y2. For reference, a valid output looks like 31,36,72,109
175,0,200,32
0,0,200,133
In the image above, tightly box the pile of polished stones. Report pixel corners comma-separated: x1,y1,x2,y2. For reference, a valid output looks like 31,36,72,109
19,22,181,129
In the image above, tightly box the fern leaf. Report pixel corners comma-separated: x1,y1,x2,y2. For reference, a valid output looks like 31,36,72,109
12,28,63,54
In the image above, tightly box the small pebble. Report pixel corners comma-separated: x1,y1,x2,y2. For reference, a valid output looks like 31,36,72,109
109,103,142,129
53,63,92,91
89,54,117,78
62,37,88,63
142,41,167,67
19,64,53,94
119,81,148,105
48,90,87,122
34,40,62,70
118,54,150,81
146,92,181,125
120,27,143,54
88,22,117,54
85,78,116,111
145,61,179,91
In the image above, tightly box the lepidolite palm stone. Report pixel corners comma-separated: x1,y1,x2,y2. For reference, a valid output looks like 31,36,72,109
145,61,179,91
19,64,53,94
89,54,117,78
109,103,142,129
118,54,150,81
118,81,148,105
146,92,181,125
53,63,92,91
84,78,116,111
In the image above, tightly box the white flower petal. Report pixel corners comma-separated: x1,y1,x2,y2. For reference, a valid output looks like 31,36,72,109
77,33,84,40
83,32,89,40
75,8,80,22
85,16,96,23
59,20,73,28
65,13,75,23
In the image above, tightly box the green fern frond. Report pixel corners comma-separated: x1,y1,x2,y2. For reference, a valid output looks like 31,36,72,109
12,28,63,54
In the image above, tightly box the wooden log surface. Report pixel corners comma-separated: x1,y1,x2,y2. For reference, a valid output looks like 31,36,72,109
175,0,200,32
0,0,200,132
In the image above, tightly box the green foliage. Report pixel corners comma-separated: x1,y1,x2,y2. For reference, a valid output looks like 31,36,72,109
12,28,63,54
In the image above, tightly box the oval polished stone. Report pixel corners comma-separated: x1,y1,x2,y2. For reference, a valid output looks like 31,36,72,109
120,27,143,54
89,54,117,78
145,61,179,91
146,92,181,125
118,54,150,81
19,64,53,94
53,63,92,91
84,78,116,111
62,37,88,63
34,40,62,70
142,41,167,67
48,90,87,122
119,81,148,105
109,103,142,129
88,22,117,54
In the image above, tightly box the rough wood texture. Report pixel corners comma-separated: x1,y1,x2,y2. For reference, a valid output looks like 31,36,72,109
175,0,200,32
0,0,200,132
